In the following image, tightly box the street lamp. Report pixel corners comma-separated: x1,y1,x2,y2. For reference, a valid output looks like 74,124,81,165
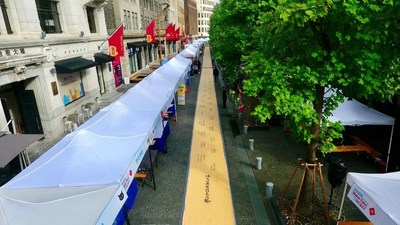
158,3,170,63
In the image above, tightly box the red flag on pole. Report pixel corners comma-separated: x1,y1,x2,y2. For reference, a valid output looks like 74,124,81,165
146,19,156,43
175,27,180,41
171,24,176,38
108,23,124,87
165,23,174,41
108,23,124,57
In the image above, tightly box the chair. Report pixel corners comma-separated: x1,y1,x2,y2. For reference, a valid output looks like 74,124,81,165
63,116,73,133
67,114,78,130
95,97,103,110
85,102,95,116
81,104,91,119
77,112,85,125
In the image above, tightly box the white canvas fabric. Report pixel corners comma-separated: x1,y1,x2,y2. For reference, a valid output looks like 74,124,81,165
0,53,190,225
329,98,395,126
345,172,400,225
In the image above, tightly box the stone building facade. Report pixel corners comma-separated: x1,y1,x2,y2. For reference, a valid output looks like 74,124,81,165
0,0,183,141
0,0,112,139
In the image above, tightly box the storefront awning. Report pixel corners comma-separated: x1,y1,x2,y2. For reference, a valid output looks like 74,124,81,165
94,53,114,64
0,132,44,168
127,41,149,49
55,57,97,74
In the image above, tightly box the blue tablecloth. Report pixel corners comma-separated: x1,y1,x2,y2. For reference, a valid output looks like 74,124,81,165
153,121,170,153
113,182,138,224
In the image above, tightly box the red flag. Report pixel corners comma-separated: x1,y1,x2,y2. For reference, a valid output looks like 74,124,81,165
146,19,156,43
108,23,124,87
165,23,174,41
108,23,124,57
175,27,180,41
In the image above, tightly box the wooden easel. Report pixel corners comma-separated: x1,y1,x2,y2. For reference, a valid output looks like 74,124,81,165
281,158,330,225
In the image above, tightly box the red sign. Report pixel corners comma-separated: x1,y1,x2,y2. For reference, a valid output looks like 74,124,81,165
146,19,156,43
369,208,375,216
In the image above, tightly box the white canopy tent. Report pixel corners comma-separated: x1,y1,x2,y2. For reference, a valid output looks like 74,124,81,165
0,53,190,225
179,47,198,58
327,95,395,171
337,172,400,225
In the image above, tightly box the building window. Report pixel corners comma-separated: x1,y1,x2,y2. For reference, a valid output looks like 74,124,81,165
36,0,62,33
123,10,127,29
129,51,137,73
134,13,138,29
86,7,96,33
0,0,12,34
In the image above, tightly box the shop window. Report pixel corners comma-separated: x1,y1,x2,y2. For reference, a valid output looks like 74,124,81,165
149,45,153,62
129,51,137,73
36,0,62,33
0,0,12,34
137,50,143,70
86,7,96,33
57,72,85,106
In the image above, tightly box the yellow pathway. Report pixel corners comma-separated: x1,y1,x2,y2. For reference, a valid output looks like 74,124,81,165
182,47,235,225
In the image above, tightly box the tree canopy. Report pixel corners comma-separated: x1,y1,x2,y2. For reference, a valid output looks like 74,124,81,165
210,0,400,158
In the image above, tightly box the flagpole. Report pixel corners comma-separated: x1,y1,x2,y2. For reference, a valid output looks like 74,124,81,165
98,21,125,50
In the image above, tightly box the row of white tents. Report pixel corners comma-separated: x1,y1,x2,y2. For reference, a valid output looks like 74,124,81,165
0,51,196,225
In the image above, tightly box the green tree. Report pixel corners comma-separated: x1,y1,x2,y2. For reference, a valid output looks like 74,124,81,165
209,0,262,83
211,0,400,217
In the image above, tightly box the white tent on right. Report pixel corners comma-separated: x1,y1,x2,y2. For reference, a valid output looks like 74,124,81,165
326,92,396,171
337,171,400,225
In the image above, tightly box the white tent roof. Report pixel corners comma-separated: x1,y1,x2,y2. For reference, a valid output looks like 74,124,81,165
0,184,120,225
325,89,395,126
179,47,198,58
344,172,400,225
329,98,395,126
0,53,189,225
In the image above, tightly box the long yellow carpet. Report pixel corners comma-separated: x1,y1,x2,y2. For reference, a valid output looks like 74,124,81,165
182,47,235,225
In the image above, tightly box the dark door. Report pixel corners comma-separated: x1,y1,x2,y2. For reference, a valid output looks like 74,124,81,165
1,98,13,133
15,90,43,134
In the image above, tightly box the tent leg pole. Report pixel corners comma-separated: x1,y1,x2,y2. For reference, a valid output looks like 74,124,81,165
337,182,348,225
149,150,156,190
123,205,131,225
386,125,394,172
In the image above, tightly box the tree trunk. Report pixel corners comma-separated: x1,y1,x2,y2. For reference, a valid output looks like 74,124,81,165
297,86,325,216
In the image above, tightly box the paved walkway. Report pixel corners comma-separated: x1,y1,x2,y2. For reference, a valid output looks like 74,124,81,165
182,47,235,224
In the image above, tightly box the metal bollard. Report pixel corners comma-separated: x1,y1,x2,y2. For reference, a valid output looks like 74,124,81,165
256,157,262,170
249,139,254,150
266,182,274,199
243,125,248,134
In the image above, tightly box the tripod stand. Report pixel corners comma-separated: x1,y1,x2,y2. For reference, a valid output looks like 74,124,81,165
328,186,340,210
281,158,330,225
